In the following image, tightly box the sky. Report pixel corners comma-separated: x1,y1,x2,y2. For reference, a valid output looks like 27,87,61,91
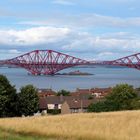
0,0,140,60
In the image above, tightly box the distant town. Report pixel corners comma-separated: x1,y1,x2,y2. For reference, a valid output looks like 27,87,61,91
38,87,112,115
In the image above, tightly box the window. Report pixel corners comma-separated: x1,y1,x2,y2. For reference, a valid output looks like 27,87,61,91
54,104,58,109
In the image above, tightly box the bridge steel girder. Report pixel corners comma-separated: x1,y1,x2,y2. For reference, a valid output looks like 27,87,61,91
1,50,140,75
1,50,89,75
103,53,140,70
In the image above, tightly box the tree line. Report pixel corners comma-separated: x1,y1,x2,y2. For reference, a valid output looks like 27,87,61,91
0,75,39,117
88,84,140,112
1,74,140,117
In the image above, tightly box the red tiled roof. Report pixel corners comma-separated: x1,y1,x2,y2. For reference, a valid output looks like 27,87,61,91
76,88,91,93
38,89,56,97
90,88,112,93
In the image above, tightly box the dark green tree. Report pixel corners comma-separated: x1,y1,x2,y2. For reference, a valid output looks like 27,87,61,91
135,87,140,96
106,84,137,110
88,84,138,112
130,98,140,110
88,101,107,112
57,89,70,96
18,85,39,116
0,75,18,117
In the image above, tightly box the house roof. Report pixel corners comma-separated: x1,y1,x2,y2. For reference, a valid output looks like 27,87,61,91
39,95,98,110
46,96,62,104
45,96,81,104
66,99,97,109
70,91,91,95
39,98,47,109
38,89,56,97
90,88,112,93
76,88,91,93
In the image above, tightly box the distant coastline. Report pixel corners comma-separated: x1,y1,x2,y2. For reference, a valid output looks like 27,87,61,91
56,70,93,76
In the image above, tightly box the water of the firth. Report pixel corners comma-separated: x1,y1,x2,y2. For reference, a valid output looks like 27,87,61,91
0,66,140,91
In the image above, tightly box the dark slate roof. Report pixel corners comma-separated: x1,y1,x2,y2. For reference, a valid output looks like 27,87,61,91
66,99,96,109
39,96,98,110
39,98,47,109
46,96,62,104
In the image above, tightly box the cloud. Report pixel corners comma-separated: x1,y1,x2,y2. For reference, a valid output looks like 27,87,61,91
19,14,140,29
0,49,20,54
0,49,21,59
0,26,140,60
8,49,21,54
52,0,75,5
0,27,71,46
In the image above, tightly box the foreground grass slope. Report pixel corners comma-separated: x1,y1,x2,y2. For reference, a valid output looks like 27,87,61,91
0,111,139,140
0,129,45,140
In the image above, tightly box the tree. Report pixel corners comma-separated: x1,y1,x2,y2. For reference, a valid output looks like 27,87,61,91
106,84,137,110
135,87,140,96
130,98,140,110
57,89,70,96
88,84,138,112
88,101,107,112
0,75,18,117
18,85,39,116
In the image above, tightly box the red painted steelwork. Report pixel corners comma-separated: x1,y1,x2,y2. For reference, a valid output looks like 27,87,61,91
0,50,140,75
105,53,140,70
0,50,89,75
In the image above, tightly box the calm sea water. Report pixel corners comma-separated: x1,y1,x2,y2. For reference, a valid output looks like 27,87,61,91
0,66,140,91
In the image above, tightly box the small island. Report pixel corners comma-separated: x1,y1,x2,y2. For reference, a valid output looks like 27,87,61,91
56,70,93,76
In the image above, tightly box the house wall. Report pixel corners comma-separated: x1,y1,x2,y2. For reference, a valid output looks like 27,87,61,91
48,104,55,109
58,104,62,109
48,104,62,109
61,102,71,114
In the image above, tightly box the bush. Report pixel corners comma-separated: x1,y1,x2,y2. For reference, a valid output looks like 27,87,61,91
57,90,70,96
88,101,107,112
18,85,39,116
0,75,18,117
47,109,61,115
88,84,139,112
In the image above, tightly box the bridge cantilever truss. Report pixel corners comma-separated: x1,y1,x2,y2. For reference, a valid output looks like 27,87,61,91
0,50,89,75
0,50,140,75
104,53,140,70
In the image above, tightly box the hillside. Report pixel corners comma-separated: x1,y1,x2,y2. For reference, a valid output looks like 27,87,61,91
0,111,139,140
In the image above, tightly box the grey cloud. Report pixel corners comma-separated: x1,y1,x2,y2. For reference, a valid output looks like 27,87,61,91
19,14,140,29
0,26,140,60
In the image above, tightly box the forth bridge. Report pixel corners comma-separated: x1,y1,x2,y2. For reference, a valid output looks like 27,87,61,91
0,50,140,75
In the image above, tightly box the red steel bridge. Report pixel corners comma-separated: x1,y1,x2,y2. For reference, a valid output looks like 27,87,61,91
0,50,140,75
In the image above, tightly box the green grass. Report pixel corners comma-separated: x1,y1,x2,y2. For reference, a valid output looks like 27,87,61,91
0,129,49,140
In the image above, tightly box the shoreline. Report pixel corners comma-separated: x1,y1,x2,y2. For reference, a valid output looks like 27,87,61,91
56,70,93,76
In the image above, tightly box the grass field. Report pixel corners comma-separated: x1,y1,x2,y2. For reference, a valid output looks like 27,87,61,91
0,111,139,140
0,129,45,140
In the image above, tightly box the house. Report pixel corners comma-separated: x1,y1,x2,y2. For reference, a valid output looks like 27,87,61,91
70,87,112,99
39,96,62,112
39,97,47,114
38,87,111,114
70,88,93,99
38,88,56,97
39,95,97,114
61,99,96,114
90,87,112,98
46,96,62,110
